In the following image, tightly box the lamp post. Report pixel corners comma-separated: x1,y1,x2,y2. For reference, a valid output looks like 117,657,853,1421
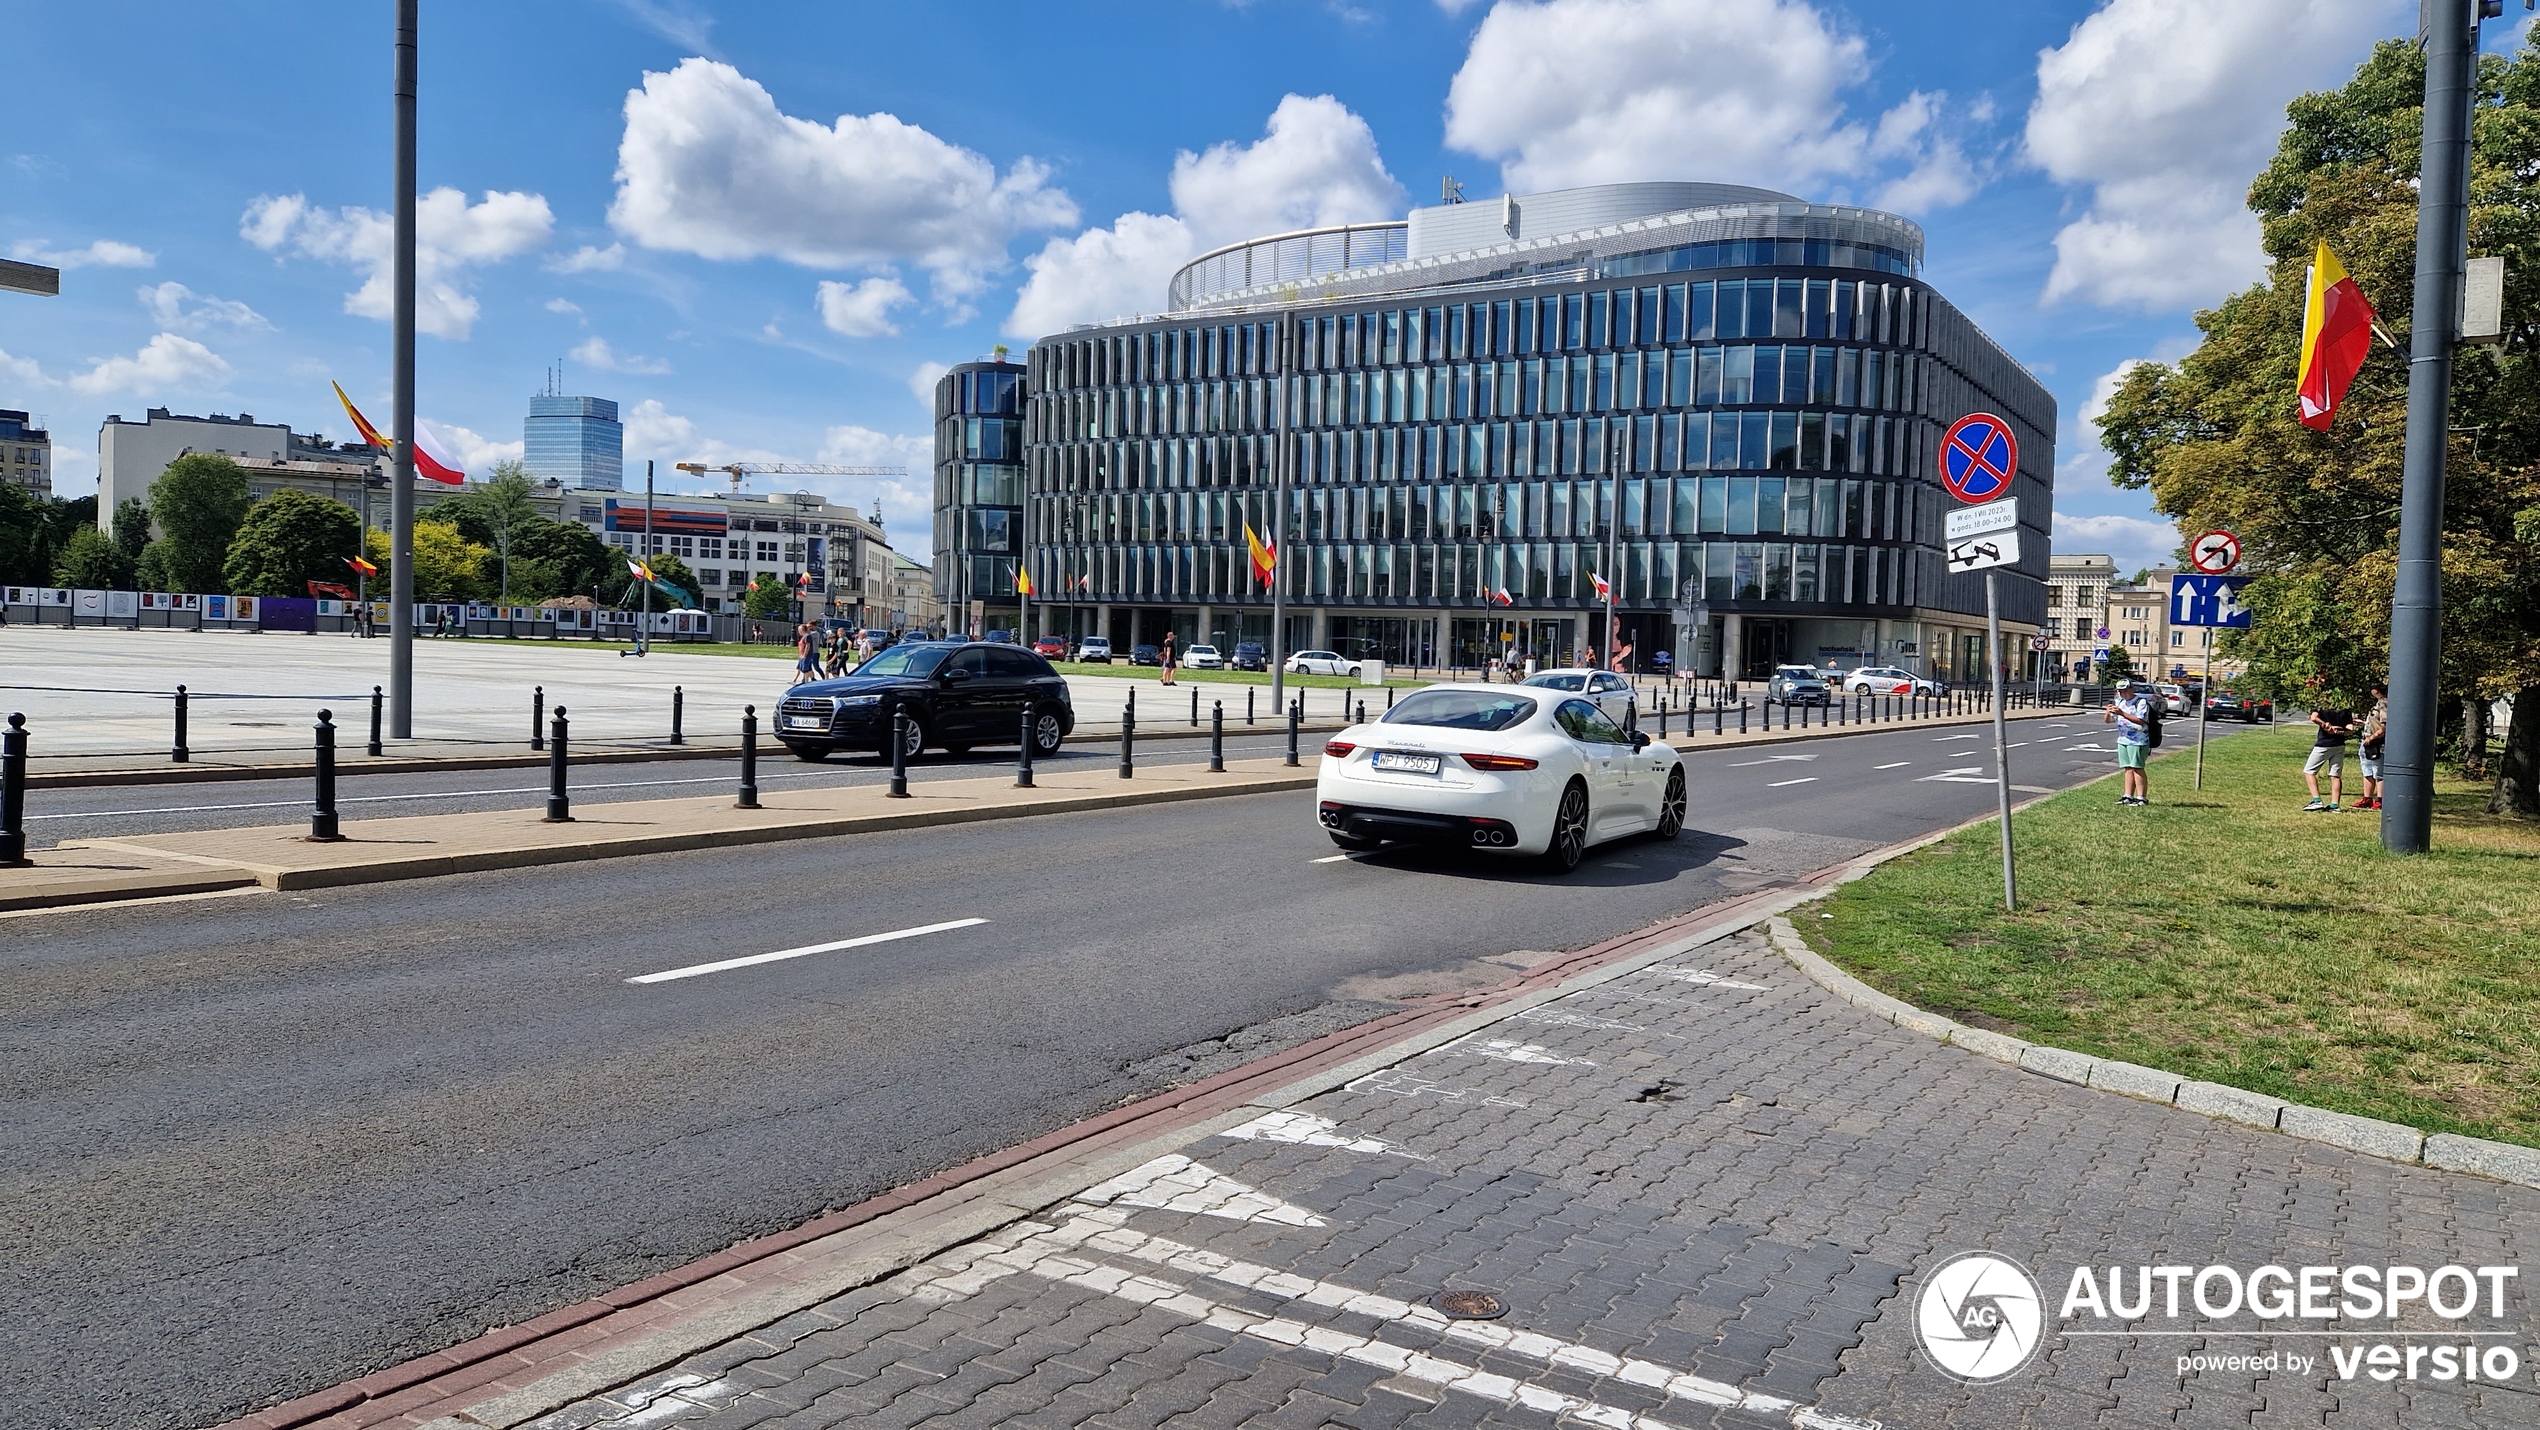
1269,320,1292,718
387,0,418,738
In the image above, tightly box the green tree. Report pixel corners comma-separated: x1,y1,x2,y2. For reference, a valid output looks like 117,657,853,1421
2096,36,2540,813
148,454,251,593
2098,644,2138,686
135,541,173,592
222,490,362,597
638,552,704,608
743,576,793,620
436,461,544,599
507,516,618,601
363,520,490,602
52,525,133,589
110,497,153,566
0,489,99,586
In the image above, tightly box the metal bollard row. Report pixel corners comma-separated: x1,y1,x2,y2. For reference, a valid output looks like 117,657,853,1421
2,712,27,865
738,704,760,808
543,707,572,822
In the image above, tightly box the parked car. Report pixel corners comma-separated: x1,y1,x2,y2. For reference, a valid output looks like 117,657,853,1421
859,629,897,654
1766,664,1832,706
1232,641,1269,671
981,628,1017,645
1130,643,1163,667
1076,635,1114,663
1520,668,1637,727
1842,665,1941,697
1183,643,1226,670
2204,688,2275,723
1287,649,1362,677
1033,634,1069,661
774,641,1075,762
2154,682,2193,716
1316,685,1686,872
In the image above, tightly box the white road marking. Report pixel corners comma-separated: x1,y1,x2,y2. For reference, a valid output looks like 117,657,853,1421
1075,1154,1328,1226
1349,1069,1528,1106
627,916,986,984
1933,733,1981,741
2004,741,2029,749
2065,742,2113,752
1310,853,1355,863
1726,754,1820,766
1650,968,1769,990
1917,767,1996,784
1873,761,1910,770
1452,1036,1595,1066
1767,777,1818,787
1218,1111,1416,1157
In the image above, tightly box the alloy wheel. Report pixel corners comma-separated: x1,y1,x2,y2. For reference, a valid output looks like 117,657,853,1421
1548,781,1589,872
1034,712,1064,754
1655,766,1686,838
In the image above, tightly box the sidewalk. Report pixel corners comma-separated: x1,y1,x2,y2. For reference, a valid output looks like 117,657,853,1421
214,865,2540,1430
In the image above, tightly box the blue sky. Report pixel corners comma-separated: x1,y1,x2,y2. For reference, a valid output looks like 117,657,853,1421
1,0,2490,568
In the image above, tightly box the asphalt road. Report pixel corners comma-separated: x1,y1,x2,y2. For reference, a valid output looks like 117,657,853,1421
5,715,2255,1430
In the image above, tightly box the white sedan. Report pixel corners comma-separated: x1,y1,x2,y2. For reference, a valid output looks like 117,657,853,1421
1520,668,1637,727
1842,665,1942,697
1287,648,1362,677
1182,643,1226,669
1316,684,1687,872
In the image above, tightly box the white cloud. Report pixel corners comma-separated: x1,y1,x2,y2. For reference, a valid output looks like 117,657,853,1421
0,347,51,387
9,237,155,269
907,360,952,408
2027,0,2405,310
545,243,625,273
1866,92,1985,214
817,424,935,542
607,58,1075,302
621,397,787,475
607,0,715,51
138,281,271,333
815,274,915,337
569,335,673,375
545,297,586,317
1006,93,1404,336
240,187,555,339
2052,511,2180,573
422,419,523,475
63,332,232,397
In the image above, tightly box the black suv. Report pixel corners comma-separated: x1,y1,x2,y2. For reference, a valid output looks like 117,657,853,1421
1232,640,1268,671
775,641,1074,761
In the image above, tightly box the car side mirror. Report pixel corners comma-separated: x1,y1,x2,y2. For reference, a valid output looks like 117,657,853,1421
940,668,971,683
1631,731,1651,751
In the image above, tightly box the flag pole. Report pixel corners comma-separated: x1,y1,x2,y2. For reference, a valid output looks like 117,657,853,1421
387,0,417,737
1269,319,1290,719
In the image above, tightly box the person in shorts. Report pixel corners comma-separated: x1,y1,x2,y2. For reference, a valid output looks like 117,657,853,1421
791,623,818,686
2356,684,2387,810
2304,699,2358,810
2105,679,2153,805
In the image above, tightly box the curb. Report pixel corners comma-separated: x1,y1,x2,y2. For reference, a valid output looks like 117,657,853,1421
1761,913,2540,1191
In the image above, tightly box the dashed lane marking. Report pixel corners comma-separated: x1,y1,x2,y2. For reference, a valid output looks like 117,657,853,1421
627,917,986,984
1873,762,1910,770
1768,777,1819,787
1311,854,1355,864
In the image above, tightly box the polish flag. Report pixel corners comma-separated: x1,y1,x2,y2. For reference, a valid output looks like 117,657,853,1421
1490,586,1515,608
333,381,467,484
1590,572,1612,602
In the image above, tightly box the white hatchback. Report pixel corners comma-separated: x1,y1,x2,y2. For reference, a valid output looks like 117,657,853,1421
1183,643,1226,669
1287,649,1362,677
1316,684,1687,872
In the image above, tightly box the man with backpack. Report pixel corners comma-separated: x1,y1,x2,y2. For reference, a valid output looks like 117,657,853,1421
2304,698,2359,812
2105,678,2157,806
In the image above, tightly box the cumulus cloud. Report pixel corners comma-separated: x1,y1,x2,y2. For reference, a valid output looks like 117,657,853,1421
240,187,554,339
2027,0,2405,309
545,297,586,317
607,0,715,50
907,360,952,408
138,281,271,332
1007,94,1405,336
9,237,155,269
621,397,786,473
815,274,915,337
2052,510,2181,573
422,419,523,475
818,424,935,538
63,332,232,396
607,58,1075,302
569,335,674,376
545,243,626,273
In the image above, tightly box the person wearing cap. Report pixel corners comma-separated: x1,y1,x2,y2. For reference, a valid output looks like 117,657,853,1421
2104,679,2154,805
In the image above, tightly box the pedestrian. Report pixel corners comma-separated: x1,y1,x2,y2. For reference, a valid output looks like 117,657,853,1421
2356,683,2388,810
2305,697,2358,811
2104,678,2154,805
791,623,818,686
1158,630,1178,685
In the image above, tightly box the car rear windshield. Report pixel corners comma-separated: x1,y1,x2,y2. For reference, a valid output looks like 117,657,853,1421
1382,690,1538,732
853,645,949,678
1778,667,1821,679
1521,674,1587,691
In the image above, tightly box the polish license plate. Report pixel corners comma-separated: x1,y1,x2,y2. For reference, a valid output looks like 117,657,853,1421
1372,751,1442,775
783,715,825,730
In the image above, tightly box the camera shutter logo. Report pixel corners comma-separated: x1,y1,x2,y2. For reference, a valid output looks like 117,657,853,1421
1915,1252,2044,1383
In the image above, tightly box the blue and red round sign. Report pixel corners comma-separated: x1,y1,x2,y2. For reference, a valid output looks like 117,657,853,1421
1938,413,2019,504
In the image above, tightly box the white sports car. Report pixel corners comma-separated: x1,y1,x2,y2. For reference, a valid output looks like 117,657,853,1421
1315,684,1688,872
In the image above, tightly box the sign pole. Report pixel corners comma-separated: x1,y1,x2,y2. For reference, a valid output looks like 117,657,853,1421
2195,639,2215,790
1986,571,2015,912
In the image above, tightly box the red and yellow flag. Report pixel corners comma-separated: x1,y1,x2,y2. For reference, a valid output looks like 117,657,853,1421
2296,240,2375,431
1245,522,1277,582
332,380,467,484
346,554,379,577
1014,566,1034,596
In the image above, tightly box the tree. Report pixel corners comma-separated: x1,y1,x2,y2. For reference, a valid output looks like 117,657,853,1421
148,454,251,593
222,490,362,597
363,520,490,602
638,552,703,608
743,577,792,620
506,516,618,601
436,460,543,600
52,526,133,589
2098,644,2138,686
0,488,99,586
2096,36,2540,814
110,497,153,566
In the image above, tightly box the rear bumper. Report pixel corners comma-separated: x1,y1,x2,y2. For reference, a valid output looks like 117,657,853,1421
1319,800,1525,851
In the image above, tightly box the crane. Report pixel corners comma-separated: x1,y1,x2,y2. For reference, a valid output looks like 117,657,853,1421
674,461,905,495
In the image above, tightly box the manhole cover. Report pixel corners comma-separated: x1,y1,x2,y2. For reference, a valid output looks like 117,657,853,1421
1431,1290,1506,1320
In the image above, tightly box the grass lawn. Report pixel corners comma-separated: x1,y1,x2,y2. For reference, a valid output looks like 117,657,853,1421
1797,724,2540,1148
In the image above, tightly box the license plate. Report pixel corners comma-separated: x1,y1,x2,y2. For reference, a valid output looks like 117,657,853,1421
1371,751,1442,774
782,715,824,730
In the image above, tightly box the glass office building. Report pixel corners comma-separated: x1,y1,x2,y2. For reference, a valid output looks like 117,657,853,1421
525,394,624,492
995,182,2055,680
932,360,1026,635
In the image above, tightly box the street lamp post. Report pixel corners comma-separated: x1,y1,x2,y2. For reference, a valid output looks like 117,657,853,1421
1269,321,1291,718
387,0,418,738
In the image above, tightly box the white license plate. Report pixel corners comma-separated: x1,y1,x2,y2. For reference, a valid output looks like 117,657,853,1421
782,715,825,730
1371,751,1442,774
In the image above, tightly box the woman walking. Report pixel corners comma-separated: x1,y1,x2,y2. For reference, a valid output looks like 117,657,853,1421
1158,631,1178,686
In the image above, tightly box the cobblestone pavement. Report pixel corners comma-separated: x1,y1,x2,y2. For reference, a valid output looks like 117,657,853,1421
517,929,2540,1430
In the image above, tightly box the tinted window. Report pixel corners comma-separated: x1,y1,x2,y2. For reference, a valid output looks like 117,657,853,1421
986,647,1041,677
1383,690,1538,732
947,648,989,676
854,645,949,677
1523,673,1589,692
1555,698,1628,744
1592,674,1628,693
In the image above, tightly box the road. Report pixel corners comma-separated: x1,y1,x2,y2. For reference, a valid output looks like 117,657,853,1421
3,715,2243,1430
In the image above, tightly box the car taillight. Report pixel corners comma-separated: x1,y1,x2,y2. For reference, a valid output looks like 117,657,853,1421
1324,741,1355,757
1461,753,1539,771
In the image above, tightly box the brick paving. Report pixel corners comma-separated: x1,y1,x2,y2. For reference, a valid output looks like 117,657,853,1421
506,928,2540,1430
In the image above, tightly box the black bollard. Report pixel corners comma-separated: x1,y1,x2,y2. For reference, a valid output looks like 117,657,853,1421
1015,704,1036,788
368,684,384,756
171,684,189,763
1209,701,1224,772
1,712,26,865
1247,686,1256,726
1387,686,1396,710
1356,699,1367,726
887,708,911,798
1713,701,1723,737
532,685,545,751
543,707,572,821
1119,700,1136,778
309,709,342,841
1191,686,1200,728
1659,705,1669,740
671,685,684,745
1739,701,1748,734
1285,698,1301,767
738,704,761,808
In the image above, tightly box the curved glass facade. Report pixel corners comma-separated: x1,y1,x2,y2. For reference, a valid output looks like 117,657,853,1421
933,360,1025,633
987,187,2056,680
1169,223,1409,313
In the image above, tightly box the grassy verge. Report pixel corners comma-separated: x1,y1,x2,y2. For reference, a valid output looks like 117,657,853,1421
1796,725,2540,1148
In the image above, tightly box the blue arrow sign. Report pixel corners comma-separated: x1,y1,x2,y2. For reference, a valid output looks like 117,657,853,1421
2170,573,2252,629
